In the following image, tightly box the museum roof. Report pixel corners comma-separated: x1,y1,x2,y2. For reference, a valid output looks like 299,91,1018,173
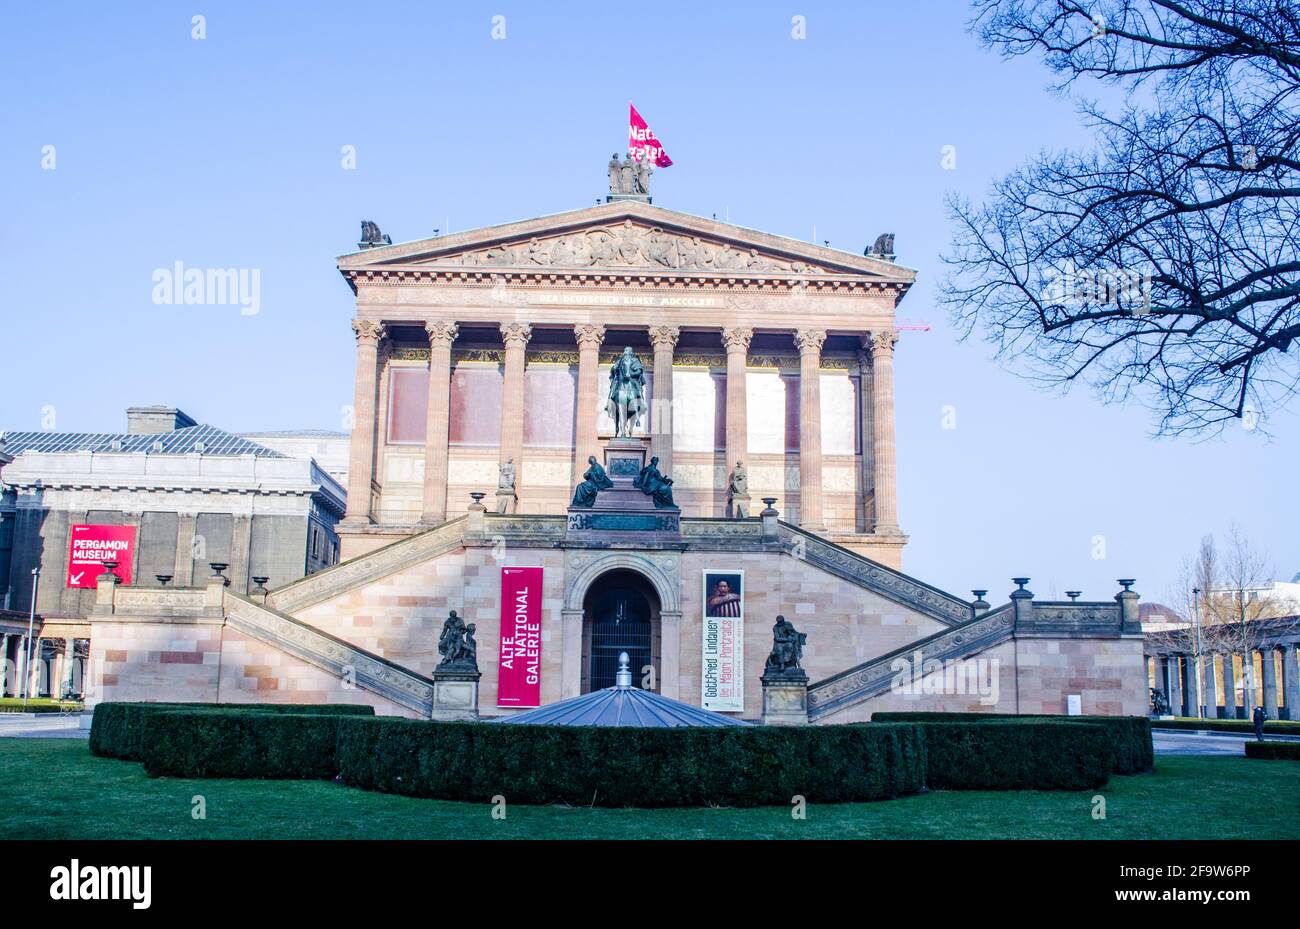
493,653,751,728
0,425,287,459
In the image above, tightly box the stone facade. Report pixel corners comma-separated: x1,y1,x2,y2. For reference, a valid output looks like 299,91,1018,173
335,200,911,567
69,202,1150,725
85,514,1149,723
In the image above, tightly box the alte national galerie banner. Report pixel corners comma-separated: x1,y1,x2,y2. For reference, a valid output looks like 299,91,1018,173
498,566,543,708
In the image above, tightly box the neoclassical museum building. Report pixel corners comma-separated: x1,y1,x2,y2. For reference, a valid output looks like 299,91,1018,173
84,191,1149,723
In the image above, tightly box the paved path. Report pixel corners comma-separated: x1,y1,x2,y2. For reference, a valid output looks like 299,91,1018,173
0,714,90,739
1153,728,1299,756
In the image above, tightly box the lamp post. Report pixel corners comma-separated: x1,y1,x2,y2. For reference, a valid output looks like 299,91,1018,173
22,567,39,709
1192,586,1203,719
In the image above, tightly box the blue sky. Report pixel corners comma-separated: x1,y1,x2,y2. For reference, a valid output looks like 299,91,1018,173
3,1,1295,602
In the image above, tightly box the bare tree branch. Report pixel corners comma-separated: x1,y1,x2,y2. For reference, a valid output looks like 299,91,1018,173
943,1,1300,435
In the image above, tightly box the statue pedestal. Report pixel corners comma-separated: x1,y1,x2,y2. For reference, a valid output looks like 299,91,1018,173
495,489,517,515
566,436,681,543
430,668,482,721
761,672,809,726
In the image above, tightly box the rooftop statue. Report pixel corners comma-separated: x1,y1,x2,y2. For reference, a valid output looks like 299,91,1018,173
359,220,392,249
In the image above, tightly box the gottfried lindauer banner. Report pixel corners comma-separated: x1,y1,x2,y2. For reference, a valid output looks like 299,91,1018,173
498,566,543,707
67,524,137,588
701,570,744,711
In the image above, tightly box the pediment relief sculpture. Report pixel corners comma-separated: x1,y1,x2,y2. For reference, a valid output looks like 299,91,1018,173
415,221,834,274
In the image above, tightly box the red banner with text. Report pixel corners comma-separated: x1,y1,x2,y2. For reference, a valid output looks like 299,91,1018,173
67,524,136,587
497,566,544,707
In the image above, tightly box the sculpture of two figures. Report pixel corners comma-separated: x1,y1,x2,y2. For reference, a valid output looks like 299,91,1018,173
496,458,517,514
437,610,478,672
606,346,647,438
764,615,807,678
571,455,614,507
608,152,652,196
634,456,675,508
1149,687,1169,716
728,461,750,518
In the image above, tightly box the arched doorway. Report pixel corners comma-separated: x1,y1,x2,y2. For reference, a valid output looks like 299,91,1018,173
580,569,662,693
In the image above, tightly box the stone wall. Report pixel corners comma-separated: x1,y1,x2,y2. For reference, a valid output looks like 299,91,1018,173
89,617,414,716
677,550,945,719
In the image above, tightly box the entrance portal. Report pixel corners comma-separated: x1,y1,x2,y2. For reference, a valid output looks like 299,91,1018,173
580,569,662,693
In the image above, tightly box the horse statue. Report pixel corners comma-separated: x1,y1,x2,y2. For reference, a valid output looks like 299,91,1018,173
606,347,647,438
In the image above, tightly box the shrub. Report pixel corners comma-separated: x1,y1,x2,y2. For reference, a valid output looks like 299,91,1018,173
89,701,374,761
872,712,1153,775
1154,717,1300,736
141,711,346,779
1244,740,1300,761
910,720,1114,790
335,718,928,807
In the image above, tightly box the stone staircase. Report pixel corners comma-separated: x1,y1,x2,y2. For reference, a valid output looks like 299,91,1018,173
223,592,434,716
806,605,1015,721
778,523,972,627
268,516,469,614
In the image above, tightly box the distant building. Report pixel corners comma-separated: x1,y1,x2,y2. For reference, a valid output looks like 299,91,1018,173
238,429,350,487
0,406,346,615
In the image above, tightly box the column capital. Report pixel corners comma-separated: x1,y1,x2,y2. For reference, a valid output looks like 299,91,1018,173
574,323,606,348
649,325,681,349
722,327,753,353
868,329,899,358
794,328,827,356
500,322,533,349
352,318,386,346
425,320,459,348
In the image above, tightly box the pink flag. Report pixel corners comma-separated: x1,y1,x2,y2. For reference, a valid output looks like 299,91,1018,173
628,103,673,168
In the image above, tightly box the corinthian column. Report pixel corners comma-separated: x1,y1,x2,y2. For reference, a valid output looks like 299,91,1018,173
795,329,827,530
420,320,459,524
857,344,876,532
869,329,900,533
648,326,680,473
573,323,605,485
499,322,532,503
722,328,753,494
344,319,386,524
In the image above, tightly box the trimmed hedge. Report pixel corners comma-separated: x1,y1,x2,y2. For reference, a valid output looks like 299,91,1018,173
334,717,928,807
1244,740,1300,760
89,701,374,761
872,712,1153,775
914,720,1113,790
141,711,346,779
1154,717,1300,736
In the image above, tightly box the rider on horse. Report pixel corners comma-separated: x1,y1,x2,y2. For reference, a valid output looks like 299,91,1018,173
606,347,648,437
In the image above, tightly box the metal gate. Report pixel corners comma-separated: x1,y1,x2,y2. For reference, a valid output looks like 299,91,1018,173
588,590,652,691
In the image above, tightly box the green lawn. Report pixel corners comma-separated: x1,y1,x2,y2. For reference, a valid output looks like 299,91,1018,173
2,739,1296,840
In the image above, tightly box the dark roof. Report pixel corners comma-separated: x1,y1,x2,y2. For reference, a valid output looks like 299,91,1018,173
494,683,751,728
1,425,286,458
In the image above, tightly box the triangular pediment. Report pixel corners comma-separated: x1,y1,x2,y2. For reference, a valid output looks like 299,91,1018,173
338,201,913,282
